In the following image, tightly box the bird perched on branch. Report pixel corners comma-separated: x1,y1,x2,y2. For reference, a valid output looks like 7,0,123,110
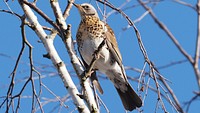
74,3,142,111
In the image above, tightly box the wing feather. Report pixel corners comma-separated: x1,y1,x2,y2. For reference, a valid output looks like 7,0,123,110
104,23,128,81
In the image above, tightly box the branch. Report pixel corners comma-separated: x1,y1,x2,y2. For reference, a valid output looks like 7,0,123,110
138,0,200,90
0,9,22,20
0,16,26,112
184,91,200,112
17,0,90,112
95,1,184,112
22,1,60,31
138,0,194,64
149,64,168,113
172,0,196,10
96,0,151,64
83,39,106,80
63,0,74,19
20,19,44,113
194,0,200,90
157,72,183,113
40,83,69,109
0,15,44,113
49,1,99,112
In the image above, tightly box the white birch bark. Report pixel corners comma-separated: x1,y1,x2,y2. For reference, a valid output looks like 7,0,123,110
50,1,99,112
18,0,90,112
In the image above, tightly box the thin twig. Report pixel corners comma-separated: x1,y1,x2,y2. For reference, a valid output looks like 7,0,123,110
138,0,194,64
0,15,26,112
83,39,106,80
0,9,21,20
63,0,75,19
194,0,200,90
150,64,168,113
184,91,200,112
172,0,196,10
96,1,174,112
41,83,69,108
22,0,60,31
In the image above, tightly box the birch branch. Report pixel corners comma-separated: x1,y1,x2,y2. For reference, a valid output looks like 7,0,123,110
18,0,90,112
50,1,99,112
63,0,74,19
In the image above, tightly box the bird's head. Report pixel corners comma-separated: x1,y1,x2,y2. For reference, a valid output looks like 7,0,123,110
73,3,99,19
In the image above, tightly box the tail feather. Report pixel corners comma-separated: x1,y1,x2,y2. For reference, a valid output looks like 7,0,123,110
116,83,142,111
91,71,103,94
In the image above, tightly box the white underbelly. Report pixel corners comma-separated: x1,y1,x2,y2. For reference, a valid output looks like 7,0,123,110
79,39,127,87
79,38,110,72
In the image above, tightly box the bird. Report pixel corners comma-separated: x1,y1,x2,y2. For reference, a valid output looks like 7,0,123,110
74,3,142,111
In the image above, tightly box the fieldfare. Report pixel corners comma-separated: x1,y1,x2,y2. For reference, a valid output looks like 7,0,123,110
74,3,142,111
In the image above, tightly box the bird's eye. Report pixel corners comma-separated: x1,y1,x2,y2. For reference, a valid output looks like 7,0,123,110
82,5,89,10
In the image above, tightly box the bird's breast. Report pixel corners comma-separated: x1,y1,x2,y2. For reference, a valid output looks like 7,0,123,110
79,37,112,70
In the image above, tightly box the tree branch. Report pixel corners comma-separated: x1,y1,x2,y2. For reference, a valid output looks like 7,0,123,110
138,0,194,64
138,0,200,90
49,1,99,112
95,1,185,112
172,0,196,10
17,0,90,112
194,0,200,90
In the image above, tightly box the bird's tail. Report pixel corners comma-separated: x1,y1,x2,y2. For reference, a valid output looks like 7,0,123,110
115,83,142,111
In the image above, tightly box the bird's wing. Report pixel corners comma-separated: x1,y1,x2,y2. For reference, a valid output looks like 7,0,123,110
104,23,122,65
104,23,128,81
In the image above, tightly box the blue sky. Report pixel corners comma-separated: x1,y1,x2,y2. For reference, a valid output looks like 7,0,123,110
0,0,199,113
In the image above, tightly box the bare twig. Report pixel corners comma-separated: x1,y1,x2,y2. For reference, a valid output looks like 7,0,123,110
99,0,131,21
150,64,168,113
194,0,200,90
0,15,45,113
95,1,185,112
63,0,75,19
0,9,21,20
21,18,44,113
157,59,188,69
96,0,151,64
3,0,14,14
172,0,196,10
41,83,69,109
83,39,106,80
157,71,183,113
22,1,60,31
138,0,200,91
138,62,147,91
138,0,194,64
184,91,200,112
0,16,26,112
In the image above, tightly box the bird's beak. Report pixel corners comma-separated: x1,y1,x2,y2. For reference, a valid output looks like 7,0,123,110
73,3,84,14
72,2,77,7
72,3,81,9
